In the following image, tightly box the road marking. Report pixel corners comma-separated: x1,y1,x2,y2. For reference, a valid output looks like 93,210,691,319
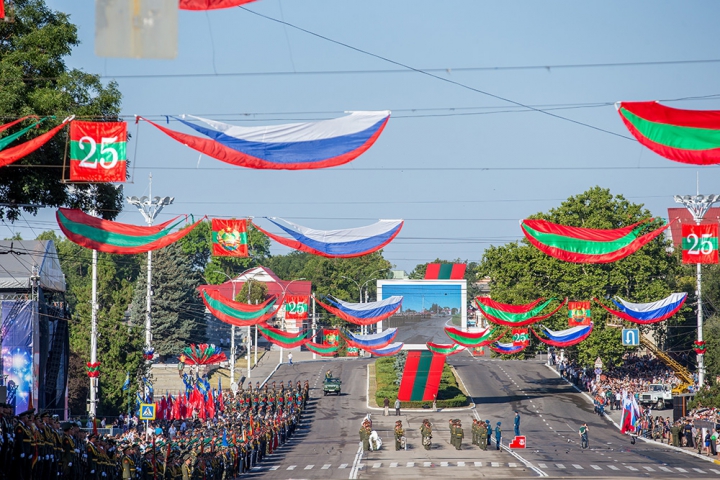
440,462,449,467
269,466,279,471
642,466,655,471
457,462,466,467
658,466,672,472
675,467,688,473
339,463,347,469
693,468,706,473
572,464,583,470
508,463,518,467
555,464,565,469
607,465,619,471
321,464,331,470
424,462,432,467
406,462,414,468
305,465,314,470
372,463,381,469
590,465,601,470
474,462,483,467
625,466,638,471
538,463,547,468
491,462,500,467
390,462,398,468
710,469,720,474
287,465,296,470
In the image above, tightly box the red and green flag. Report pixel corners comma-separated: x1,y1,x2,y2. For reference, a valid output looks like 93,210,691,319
69,121,127,182
443,326,498,347
86,362,100,378
424,263,466,279
212,218,248,257
199,287,280,326
397,351,445,402
682,223,719,264
284,295,309,320
617,101,720,165
304,341,339,357
257,324,308,348
568,301,592,326
323,329,339,346
475,296,568,327
425,342,465,356
511,328,530,347
521,218,669,264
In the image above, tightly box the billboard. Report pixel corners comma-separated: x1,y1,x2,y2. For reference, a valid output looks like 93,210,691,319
377,280,467,329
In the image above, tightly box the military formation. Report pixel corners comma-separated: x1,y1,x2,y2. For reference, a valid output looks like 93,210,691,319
0,379,310,480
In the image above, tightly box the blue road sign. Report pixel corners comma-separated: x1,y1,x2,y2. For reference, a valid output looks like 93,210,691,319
622,328,640,346
139,403,156,420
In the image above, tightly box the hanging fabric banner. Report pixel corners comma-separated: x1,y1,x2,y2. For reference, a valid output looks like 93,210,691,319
56,208,202,254
397,350,445,402
315,295,402,325
443,326,498,347
139,111,390,170
365,342,403,357
617,101,720,165
490,342,527,355
0,118,72,168
257,324,308,348
475,297,568,327
425,342,465,356
181,344,227,365
323,329,339,346
211,218,248,257
568,301,592,326
69,121,127,182
682,223,719,264
180,0,257,9
198,287,281,326
304,341,339,357
531,323,593,348
475,296,544,314
252,217,403,258
593,293,687,324
284,295,309,320
0,117,47,151
511,328,530,347
521,218,669,264
341,328,398,350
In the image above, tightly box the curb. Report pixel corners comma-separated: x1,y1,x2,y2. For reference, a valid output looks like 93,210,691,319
544,363,720,466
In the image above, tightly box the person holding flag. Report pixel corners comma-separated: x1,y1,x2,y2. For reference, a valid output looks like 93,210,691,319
620,389,641,441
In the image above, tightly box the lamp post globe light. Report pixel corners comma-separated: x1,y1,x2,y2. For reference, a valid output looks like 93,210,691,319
674,193,720,388
126,174,174,358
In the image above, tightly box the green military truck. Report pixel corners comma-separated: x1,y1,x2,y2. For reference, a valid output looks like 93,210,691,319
323,377,342,396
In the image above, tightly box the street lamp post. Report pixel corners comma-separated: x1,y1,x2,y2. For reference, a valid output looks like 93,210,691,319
216,273,240,388
126,174,174,358
278,278,306,365
341,270,384,336
674,193,720,388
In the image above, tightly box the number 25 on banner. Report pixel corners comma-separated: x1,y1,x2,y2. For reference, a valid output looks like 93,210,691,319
682,224,719,264
69,121,127,183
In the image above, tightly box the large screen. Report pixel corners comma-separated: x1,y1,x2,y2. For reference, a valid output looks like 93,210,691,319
377,280,467,330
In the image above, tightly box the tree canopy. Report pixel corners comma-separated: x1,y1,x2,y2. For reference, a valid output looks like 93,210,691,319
0,0,124,221
477,187,690,367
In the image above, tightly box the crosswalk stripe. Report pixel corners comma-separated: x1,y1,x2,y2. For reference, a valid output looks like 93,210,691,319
321,464,331,470
458,462,466,467
538,463,548,469
269,466,279,471
474,462,483,467
643,466,655,471
390,462,398,468
676,467,688,473
407,462,414,468
424,462,432,467
658,466,672,472
491,462,500,467
440,462,449,467
287,465,296,470
304,465,314,470
372,463,382,469
556,464,566,469
590,465,602,470
710,469,720,474
339,464,347,469
508,462,518,468
626,466,638,471
693,468,706,473
572,464,583,470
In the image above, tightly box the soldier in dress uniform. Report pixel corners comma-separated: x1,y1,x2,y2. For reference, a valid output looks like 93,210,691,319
471,419,478,445
182,454,193,480
394,421,404,451
61,422,77,478
478,420,488,450
453,420,464,450
12,408,34,480
0,403,15,480
420,419,432,450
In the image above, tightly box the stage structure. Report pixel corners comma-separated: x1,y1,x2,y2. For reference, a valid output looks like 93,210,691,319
377,279,467,331
0,241,69,417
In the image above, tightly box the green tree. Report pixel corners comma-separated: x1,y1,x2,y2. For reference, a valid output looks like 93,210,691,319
0,0,124,222
129,243,206,358
265,251,313,280
300,252,392,302
477,187,689,367
37,230,144,415
236,278,268,304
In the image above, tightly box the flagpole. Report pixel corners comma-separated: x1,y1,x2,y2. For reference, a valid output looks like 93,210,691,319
89,248,98,418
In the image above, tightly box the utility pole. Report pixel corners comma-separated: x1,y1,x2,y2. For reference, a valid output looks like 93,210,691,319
127,174,174,359
674,191,720,388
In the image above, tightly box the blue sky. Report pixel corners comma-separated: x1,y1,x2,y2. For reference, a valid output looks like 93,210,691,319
381,284,462,312
11,1,720,273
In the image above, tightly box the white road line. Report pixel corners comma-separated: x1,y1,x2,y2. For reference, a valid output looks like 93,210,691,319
349,442,363,479
676,467,688,473
590,465,602,470
440,462,449,467
693,468,706,473
321,464,331,470
538,463,547,469
607,465,619,470
474,462,483,467
556,464,566,469
491,462,500,467
406,462,415,467
572,464,583,470
424,462,432,467
658,466,672,472
390,462,398,468
339,463,348,469
710,468,720,474
625,466,638,471
372,463,381,469
642,466,655,471
508,462,518,467
457,462,466,467
287,465,296,470
269,466,279,471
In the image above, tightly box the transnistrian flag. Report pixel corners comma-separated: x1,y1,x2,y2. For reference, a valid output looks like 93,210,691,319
511,328,530,347
284,295,309,320
212,219,248,257
568,301,592,326
69,121,127,182
682,223,719,264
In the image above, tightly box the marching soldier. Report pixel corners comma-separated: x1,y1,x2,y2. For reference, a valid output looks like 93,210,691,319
359,423,370,453
478,420,488,450
182,454,193,480
420,419,432,450
453,420,464,450
471,419,478,445
12,408,34,480
121,444,136,479
394,421,405,451
61,422,77,478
